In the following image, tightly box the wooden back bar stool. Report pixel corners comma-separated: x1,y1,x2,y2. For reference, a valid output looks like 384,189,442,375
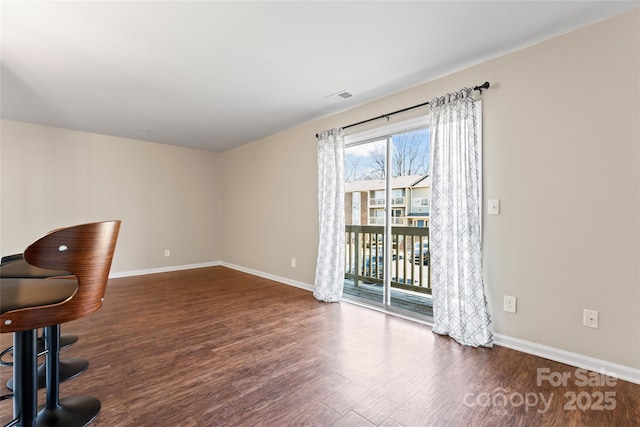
0,221,120,427
0,257,86,391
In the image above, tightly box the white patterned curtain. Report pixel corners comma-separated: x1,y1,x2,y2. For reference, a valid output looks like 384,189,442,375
430,88,492,347
314,128,345,302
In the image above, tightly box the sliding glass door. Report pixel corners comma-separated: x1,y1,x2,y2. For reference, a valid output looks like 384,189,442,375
343,118,433,317
344,136,387,306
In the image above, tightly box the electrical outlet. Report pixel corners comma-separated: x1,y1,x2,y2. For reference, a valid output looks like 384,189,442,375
488,199,500,215
503,295,517,313
164,249,170,257
583,309,599,328
290,258,296,268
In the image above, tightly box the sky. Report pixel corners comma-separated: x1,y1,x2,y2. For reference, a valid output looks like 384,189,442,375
344,127,430,181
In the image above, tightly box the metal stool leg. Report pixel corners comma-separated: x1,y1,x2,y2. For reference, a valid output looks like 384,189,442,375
14,329,37,427
37,329,80,353
6,328,88,392
36,325,100,427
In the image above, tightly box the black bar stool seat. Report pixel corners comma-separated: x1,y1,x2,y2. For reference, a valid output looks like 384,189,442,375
0,258,71,279
1,277,78,313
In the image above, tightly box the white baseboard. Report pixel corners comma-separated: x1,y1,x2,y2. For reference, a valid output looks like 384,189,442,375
492,333,640,385
109,261,640,385
109,261,221,278
219,261,315,292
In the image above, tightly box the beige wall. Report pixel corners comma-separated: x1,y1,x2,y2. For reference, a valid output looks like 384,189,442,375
221,125,319,279
221,9,640,369
0,120,223,272
1,9,637,370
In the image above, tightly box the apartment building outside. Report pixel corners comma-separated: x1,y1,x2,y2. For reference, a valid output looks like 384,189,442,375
344,174,430,227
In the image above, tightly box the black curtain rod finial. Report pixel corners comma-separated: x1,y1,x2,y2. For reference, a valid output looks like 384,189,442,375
474,81,490,94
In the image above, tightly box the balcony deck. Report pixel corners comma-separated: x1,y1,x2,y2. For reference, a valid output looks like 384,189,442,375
345,224,431,318
343,278,433,318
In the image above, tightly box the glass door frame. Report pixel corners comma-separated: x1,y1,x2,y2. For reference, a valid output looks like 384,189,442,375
344,116,430,309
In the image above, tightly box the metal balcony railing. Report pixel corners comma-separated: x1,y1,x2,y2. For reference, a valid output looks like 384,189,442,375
345,225,431,295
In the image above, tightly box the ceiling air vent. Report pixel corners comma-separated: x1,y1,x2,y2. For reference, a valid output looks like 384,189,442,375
325,90,353,103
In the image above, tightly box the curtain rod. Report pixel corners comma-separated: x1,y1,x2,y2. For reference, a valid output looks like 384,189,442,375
316,81,490,138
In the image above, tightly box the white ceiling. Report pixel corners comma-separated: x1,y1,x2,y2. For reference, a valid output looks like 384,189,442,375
1,1,637,152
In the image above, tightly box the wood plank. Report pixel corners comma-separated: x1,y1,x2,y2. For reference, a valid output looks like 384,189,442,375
1,266,638,426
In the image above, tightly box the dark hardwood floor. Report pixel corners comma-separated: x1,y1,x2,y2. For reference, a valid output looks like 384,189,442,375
1,266,638,426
